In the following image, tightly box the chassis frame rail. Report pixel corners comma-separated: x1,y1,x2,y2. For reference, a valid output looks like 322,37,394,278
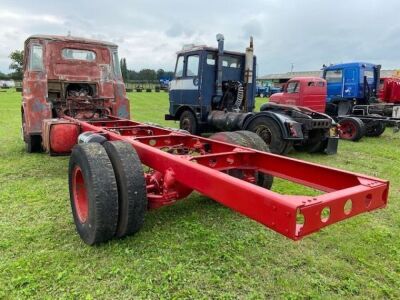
65,116,389,240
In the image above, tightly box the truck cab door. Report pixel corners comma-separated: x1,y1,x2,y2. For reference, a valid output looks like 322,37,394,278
169,53,200,116
283,80,300,105
325,69,344,101
343,67,357,98
169,55,185,115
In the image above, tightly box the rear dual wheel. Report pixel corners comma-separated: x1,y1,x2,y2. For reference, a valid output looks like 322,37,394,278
69,142,147,245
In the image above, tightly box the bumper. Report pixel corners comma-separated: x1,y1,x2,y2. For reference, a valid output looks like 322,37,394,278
165,114,176,121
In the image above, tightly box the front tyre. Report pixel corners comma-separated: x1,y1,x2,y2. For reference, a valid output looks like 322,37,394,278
179,110,198,135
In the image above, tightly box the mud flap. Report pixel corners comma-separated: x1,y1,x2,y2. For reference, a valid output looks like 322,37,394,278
323,137,339,155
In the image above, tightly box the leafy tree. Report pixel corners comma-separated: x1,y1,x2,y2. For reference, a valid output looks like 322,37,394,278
156,69,165,80
0,71,10,80
9,50,24,79
138,69,157,81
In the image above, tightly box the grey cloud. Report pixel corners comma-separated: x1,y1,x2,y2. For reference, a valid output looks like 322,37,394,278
1,0,400,75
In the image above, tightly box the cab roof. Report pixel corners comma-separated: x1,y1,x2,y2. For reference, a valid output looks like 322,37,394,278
289,76,325,82
324,62,377,70
25,35,117,47
177,45,245,56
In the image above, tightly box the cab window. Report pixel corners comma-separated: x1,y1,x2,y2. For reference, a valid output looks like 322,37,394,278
186,55,199,77
112,50,121,77
325,70,343,83
62,48,96,61
287,81,299,93
29,44,44,71
364,70,374,80
175,56,184,77
222,56,241,68
207,53,216,65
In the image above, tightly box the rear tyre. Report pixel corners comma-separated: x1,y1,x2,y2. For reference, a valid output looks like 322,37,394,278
235,131,274,189
179,110,198,135
25,135,42,153
209,131,274,190
68,143,118,245
103,141,147,238
365,114,386,137
245,116,293,155
338,117,365,141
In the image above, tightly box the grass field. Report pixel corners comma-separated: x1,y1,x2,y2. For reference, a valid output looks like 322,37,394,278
0,90,399,299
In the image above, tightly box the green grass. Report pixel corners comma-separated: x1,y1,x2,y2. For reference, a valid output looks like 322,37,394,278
0,90,399,299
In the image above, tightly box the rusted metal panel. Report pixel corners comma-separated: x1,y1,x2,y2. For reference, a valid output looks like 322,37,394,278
21,35,129,142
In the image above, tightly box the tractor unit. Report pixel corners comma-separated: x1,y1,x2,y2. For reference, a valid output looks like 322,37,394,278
322,62,400,139
165,34,338,155
21,35,389,246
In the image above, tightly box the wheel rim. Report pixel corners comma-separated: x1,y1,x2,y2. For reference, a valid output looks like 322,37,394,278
72,166,89,223
181,118,192,132
339,121,357,140
254,125,272,145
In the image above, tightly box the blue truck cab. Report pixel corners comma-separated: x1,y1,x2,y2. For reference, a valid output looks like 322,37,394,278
165,37,256,133
323,62,380,105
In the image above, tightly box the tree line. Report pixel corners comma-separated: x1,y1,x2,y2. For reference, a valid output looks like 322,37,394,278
3,50,174,82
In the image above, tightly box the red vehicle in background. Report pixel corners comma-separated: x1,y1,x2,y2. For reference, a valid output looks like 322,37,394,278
378,77,400,104
269,77,327,113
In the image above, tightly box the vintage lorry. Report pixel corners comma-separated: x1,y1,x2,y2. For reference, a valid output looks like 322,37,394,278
20,34,389,245
322,62,400,139
270,71,400,141
165,34,338,155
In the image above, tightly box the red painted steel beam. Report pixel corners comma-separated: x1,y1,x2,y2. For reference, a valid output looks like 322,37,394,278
65,116,389,240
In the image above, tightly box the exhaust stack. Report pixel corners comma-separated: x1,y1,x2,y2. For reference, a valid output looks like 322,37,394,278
215,33,224,99
245,36,254,85
243,36,254,112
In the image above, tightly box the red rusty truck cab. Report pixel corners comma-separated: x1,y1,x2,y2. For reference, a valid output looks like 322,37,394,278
269,77,327,113
21,35,130,152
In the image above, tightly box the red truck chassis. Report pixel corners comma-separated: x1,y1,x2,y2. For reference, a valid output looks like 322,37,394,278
63,115,388,240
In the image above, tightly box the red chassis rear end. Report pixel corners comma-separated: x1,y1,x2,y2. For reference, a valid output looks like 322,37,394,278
62,115,388,243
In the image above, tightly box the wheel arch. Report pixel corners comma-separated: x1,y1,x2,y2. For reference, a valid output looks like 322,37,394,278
175,105,198,121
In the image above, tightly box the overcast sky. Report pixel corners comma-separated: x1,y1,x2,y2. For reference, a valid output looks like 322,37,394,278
1,0,400,76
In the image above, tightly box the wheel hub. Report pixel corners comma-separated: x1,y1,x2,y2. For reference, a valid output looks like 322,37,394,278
255,125,272,145
339,121,356,140
72,166,88,223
